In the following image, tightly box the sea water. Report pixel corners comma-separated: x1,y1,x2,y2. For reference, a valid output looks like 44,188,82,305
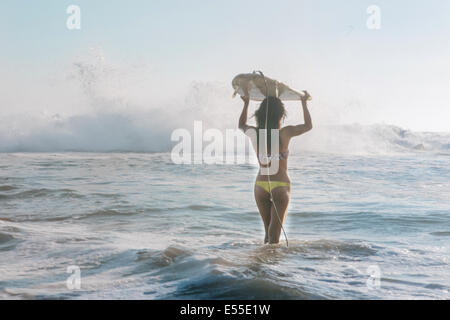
0,151,449,299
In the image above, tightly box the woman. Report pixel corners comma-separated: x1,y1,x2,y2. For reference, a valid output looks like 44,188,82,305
238,92,312,244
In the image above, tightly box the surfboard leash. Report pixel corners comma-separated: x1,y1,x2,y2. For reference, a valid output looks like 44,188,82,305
255,70,289,248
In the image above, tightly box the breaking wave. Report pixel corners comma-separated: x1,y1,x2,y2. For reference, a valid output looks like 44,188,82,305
0,48,448,154
1,116,447,154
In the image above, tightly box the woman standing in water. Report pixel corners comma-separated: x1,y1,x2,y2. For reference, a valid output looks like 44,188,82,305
238,92,312,244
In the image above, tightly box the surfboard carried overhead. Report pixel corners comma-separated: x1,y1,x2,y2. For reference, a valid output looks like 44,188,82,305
232,72,311,101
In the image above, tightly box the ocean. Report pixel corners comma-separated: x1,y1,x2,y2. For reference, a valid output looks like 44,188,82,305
0,148,449,299
1,0,449,302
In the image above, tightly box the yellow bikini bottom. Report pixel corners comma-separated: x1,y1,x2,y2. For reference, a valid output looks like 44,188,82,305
255,180,291,193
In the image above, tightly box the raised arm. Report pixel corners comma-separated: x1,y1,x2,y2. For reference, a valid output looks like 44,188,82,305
283,91,313,137
238,96,254,132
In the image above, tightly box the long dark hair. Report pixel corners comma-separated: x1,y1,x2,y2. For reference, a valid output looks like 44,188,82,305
254,96,286,156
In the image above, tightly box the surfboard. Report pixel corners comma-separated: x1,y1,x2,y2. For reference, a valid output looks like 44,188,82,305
232,72,311,101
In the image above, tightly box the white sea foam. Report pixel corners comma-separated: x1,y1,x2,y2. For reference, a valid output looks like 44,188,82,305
0,49,448,154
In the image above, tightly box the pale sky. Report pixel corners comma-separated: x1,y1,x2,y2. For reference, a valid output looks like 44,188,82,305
1,0,449,132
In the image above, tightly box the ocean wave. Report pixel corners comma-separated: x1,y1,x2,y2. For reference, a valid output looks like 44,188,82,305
381,277,448,292
168,273,321,300
0,232,14,244
243,240,378,264
292,210,450,229
297,123,450,154
73,207,158,221
132,241,378,299
208,239,378,258
0,232,19,252
169,204,229,212
429,231,450,236
0,188,84,201
0,185,17,191
133,245,316,299
0,49,448,154
1,114,448,154
0,205,165,223
136,245,193,268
